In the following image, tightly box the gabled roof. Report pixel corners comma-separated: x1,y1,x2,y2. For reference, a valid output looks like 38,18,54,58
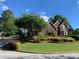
60,22,69,28
49,19,69,29
49,17,58,24
49,22,57,31
52,19,58,24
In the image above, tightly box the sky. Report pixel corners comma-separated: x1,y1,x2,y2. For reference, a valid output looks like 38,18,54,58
0,0,79,29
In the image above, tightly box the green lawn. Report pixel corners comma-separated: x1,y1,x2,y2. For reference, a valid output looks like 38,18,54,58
17,43,79,53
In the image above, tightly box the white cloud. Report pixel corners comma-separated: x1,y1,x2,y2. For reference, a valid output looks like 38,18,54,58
26,9,29,12
77,1,79,4
0,0,5,2
39,11,49,22
39,11,46,15
40,15,49,22
1,4,9,11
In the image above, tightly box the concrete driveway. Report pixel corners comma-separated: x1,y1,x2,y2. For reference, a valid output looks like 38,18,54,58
0,50,33,59
1,50,79,59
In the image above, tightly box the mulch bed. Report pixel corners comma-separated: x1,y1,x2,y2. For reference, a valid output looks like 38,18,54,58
64,42,79,44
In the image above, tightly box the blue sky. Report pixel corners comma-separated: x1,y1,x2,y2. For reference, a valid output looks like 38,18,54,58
0,0,79,29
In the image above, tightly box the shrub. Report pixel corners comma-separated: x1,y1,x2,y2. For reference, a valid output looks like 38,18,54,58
48,38,60,43
48,37,75,43
69,35,79,41
47,32,56,36
66,37,75,42
52,38,60,43
36,37,48,41
62,38,68,42
31,36,40,43
32,35,48,41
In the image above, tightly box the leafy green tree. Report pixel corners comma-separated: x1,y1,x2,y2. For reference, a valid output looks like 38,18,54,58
1,10,17,36
0,17,3,32
16,14,48,39
53,15,70,26
72,28,79,35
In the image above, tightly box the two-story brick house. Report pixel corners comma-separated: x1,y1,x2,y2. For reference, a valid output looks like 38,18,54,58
40,17,69,36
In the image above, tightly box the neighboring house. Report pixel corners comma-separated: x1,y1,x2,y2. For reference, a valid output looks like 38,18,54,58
40,17,69,36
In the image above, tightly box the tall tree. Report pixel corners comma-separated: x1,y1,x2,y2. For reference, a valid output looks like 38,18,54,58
1,10,17,36
16,14,48,38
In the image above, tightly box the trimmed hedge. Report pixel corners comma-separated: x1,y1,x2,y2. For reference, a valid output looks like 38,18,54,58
48,37,75,43
69,35,79,41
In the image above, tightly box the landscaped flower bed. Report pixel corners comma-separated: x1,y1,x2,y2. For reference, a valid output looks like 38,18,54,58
32,35,48,43
32,35,76,43
31,40,40,43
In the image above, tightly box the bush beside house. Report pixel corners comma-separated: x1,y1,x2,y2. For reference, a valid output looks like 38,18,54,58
69,35,79,41
48,37,75,43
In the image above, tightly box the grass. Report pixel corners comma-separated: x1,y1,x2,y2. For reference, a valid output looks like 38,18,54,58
17,42,79,54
